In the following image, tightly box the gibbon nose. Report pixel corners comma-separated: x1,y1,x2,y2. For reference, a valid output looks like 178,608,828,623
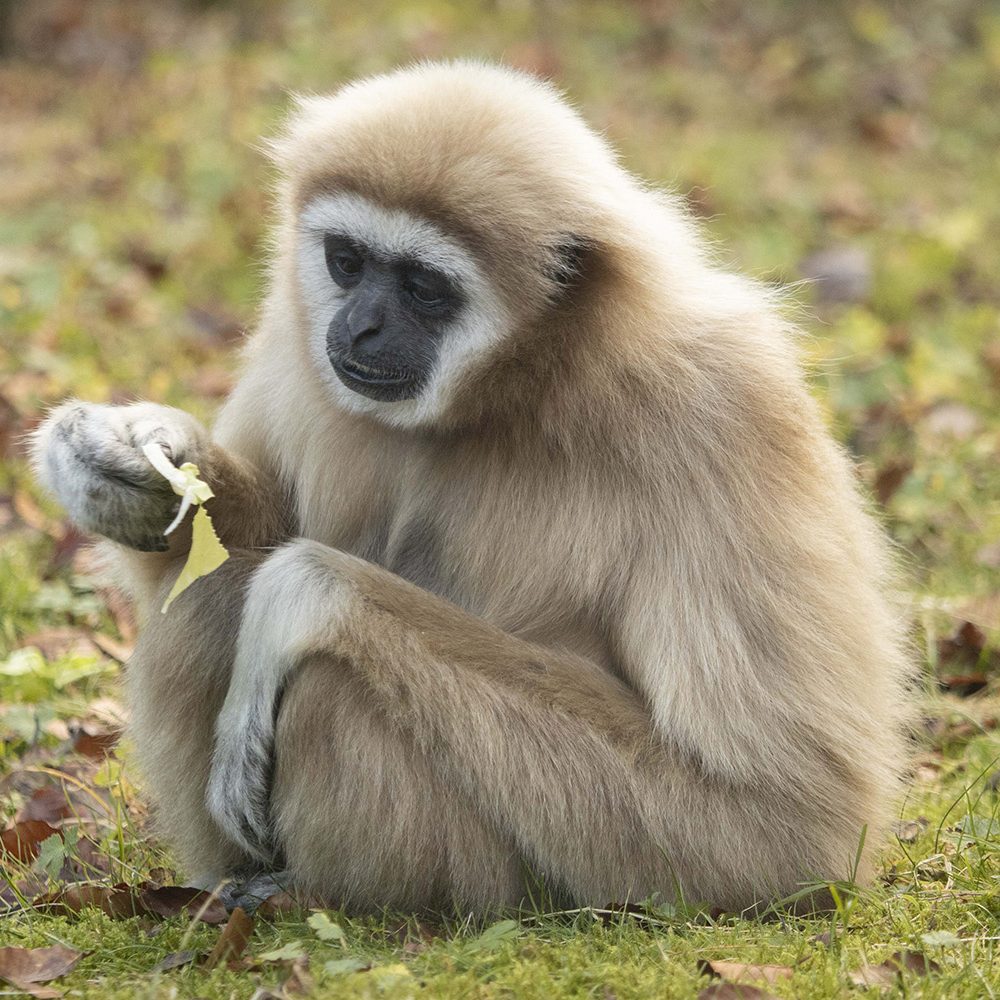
347,297,385,345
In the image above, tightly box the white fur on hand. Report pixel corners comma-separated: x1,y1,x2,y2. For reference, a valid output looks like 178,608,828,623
31,401,209,551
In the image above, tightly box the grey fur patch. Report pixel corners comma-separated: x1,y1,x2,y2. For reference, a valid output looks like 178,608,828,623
386,515,442,591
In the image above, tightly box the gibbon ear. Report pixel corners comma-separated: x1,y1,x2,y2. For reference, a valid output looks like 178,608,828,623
545,235,592,291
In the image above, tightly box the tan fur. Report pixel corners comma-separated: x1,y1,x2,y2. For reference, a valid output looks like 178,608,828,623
43,62,910,913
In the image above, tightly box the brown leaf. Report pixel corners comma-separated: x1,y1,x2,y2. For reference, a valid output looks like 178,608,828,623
151,950,198,973
1,820,60,863
938,674,988,697
698,986,780,1000
698,960,793,985
37,883,141,920
203,907,254,969
137,884,228,924
849,950,940,987
872,459,912,505
938,620,987,661
16,787,72,825
35,882,227,924
70,724,121,759
0,944,84,996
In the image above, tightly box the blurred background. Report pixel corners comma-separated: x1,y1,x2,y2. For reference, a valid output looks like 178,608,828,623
1,0,998,739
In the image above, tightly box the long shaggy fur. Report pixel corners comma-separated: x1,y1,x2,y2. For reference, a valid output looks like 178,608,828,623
37,61,910,913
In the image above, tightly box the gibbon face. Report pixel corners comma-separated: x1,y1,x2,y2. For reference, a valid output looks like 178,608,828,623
296,192,509,420
322,230,461,402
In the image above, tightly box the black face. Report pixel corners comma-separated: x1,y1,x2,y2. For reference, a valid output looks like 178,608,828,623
323,234,462,401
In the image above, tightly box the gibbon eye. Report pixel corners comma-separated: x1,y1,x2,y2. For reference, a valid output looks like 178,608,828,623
406,275,449,308
335,253,362,276
324,235,364,285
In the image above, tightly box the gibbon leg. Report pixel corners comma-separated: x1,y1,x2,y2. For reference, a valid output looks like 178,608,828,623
126,554,265,886
270,658,528,913
127,546,526,909
209,539,842,911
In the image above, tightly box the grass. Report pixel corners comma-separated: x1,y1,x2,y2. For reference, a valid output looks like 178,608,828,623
2,0,1000,996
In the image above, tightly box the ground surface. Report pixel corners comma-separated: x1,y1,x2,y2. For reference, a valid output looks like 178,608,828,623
1,1,999,997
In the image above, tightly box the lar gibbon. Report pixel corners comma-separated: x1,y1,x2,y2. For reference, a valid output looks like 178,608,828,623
33,61,910,914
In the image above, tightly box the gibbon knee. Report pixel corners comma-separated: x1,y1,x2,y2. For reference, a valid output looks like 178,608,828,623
270,658,526,913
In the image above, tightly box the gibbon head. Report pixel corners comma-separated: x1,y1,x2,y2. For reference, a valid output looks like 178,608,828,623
268,61,702,430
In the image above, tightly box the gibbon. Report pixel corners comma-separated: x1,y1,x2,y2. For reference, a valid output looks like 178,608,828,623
32,61,910,914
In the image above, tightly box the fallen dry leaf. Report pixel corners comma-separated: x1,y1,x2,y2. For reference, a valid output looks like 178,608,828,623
938,674,988,697
204,906,255,969
151,950,198,973
35,882,227,924
0,944,84,997
70,725,121,759
872,458,912,505
1,820,60,863
849,950,940,987
16,787,72,825
36,883,141,920
938,621,995,670
138,883,228,924
69,725,122,760
698,960,793,985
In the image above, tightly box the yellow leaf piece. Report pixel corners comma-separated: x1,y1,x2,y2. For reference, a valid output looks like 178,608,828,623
141,441,215,534
161,506,229,613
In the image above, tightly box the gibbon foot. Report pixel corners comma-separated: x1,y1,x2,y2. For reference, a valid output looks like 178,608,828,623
218,868,293,915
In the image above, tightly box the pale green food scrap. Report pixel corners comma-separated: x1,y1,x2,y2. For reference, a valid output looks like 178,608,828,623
160,506,229,612
141,441,230,613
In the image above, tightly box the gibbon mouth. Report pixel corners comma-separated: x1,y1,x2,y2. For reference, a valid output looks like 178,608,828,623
335,356,415,386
